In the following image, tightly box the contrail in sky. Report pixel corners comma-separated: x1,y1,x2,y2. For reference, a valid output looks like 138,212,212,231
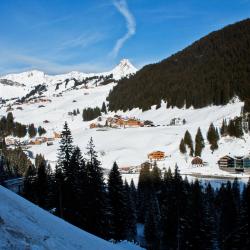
111,0,136,57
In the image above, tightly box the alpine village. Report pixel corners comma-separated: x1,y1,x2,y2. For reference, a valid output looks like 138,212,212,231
1,1,250,250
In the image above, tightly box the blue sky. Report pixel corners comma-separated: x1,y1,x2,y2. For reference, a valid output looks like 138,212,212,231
0,0,250,75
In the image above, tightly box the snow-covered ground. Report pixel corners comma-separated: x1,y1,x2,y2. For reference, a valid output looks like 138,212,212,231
1,60,250,179
0,185,144,250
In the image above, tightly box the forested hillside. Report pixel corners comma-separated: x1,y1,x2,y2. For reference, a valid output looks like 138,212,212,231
108,19,250,111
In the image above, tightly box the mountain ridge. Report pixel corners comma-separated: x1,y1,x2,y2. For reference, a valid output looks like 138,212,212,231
0,59,137,100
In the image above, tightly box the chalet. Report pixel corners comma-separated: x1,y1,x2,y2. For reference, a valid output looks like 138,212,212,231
119,166,132,174
218,155,235,168
90,123,97,129
53,132,61,139
169,117,184,126
191,157,203,167
126,118,144,127
5,137,16,146
29,139,42,145
243,155,250,168
47,141,53,146
148,151,165,161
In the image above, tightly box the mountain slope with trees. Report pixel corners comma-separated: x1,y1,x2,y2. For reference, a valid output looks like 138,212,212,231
108,18,250,111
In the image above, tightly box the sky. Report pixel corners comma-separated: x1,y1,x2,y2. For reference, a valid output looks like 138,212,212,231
0,0,250,75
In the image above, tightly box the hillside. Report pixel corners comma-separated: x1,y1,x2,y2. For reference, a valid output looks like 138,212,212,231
107,18,250,111
0,185,143,250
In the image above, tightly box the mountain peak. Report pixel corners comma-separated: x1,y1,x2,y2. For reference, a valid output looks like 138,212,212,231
110,59,137,80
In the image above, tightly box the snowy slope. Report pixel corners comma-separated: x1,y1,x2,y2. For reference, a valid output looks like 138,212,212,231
0,59,137,99
0,185,143,250
1,80,249,179
0,60,250,179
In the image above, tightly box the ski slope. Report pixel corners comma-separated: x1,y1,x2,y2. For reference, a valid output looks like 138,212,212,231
0,185,143,250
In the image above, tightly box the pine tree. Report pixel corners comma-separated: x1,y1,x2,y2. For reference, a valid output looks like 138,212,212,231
57,122,74,175
179,138,187,154
84,137,108,239
144,193,161,250
28,123,37,138
107,162,127,241
35,159,49,209
195,127,205,156
37,126,46,136
65,146,85,225
184,130,194,156
101,102,107,114
124,180,137,242
207,123,219,152
151,162,162,192
55,122,74,218
137,162,152,223
6,112,14,135
220,119,228,136
23,164,36,203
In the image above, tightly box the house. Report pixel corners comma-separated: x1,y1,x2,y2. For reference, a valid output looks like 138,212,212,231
191,157,204,167
90,123,97,129
218,155,235,168
47,141,53,146
170,117,183,126
126,118,144,127
53,132,61,139
148,151,165,161
119,166,132,174
243,155,250,168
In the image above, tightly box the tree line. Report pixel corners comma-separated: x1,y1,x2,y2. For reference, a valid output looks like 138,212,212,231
20,122,250,249
82,102,107,121
0,112,46,138
107,19,250,112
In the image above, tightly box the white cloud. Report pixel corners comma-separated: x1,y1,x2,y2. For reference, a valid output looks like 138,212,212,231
58,32,104,50
0,52,108,75
111,0,136,57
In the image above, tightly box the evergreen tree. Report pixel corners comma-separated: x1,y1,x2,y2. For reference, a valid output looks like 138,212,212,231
207,123,219,152
144,193,161,250
55,122,74,218
184,130,194,156
195,127,205,156
23,164,36,202
82,107,101,121
124,180,137,241
37,126,46,136
28,123,37,138
179,138,187,154
84,137,108,239
220,119,228,136
101,102,107,114
137,162,152,223
108,162,127,241
35,159,49,209
57,122,74,175
6,112,14,135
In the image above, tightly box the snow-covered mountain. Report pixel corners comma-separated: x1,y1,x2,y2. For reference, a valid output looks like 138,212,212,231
0,185,143,250
0,59,137,99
